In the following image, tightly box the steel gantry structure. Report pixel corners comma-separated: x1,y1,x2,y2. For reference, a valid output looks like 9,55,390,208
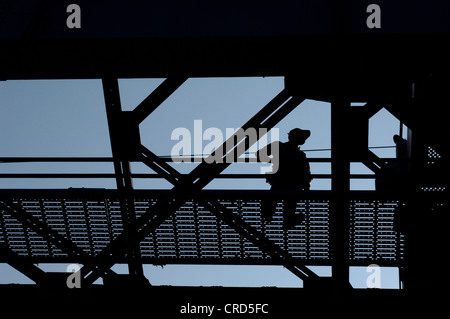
0,0,449,313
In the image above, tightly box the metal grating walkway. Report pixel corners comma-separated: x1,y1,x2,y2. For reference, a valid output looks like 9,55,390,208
0,190,404,266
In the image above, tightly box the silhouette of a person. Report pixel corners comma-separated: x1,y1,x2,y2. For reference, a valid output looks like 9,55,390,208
376,134,411,191
257,128,312,230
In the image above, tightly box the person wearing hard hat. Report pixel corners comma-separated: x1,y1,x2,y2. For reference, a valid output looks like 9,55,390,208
257,128,312,230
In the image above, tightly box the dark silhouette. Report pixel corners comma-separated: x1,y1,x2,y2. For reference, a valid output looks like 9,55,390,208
392,134,410,177
257,128,312,230
376,134,411,191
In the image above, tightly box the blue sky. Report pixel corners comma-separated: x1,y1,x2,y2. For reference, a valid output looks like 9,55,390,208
0,77,401,288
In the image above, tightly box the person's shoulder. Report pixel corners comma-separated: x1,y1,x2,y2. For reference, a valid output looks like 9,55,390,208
297,149,307,157
274,141,285,148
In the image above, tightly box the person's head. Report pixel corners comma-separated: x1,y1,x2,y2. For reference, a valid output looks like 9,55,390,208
288,128,311,146
393,134,403,144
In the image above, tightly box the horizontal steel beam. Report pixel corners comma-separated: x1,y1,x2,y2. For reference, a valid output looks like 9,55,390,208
0,173,374,179
0,157,407,163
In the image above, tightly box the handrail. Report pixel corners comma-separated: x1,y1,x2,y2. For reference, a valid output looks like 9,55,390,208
0,173,373,179
0,157,410,163
0,157,414,180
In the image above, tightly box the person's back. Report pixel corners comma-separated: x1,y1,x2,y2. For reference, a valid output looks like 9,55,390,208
259,128,312,230
269,141,311,190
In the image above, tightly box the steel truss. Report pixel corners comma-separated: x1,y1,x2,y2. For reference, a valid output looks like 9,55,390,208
92,78,316,285
0,75,447,291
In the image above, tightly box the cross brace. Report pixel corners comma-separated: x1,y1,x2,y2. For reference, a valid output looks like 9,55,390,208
0,201,116,282
79,79,314,284
0,242,46,284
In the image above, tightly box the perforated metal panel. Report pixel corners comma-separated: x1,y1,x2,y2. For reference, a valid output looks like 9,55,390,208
350,200,403,262
0,190,405,266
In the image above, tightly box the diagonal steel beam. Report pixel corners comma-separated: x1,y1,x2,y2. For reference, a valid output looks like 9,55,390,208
133,77,188,124
85,192,318,284
82,89,306,284
189,93,304,190
128,89,298,234
0,242,46,284
363,101,383,119
362,149,398,176
0,201,116,281
140,144,184,186
83,196,187,284
201,199,318,280
0,201,87,261
124,90,301,237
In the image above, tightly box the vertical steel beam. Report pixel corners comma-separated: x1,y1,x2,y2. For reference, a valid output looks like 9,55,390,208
330,98,351,290
401,128,427,291
102,78,143,277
